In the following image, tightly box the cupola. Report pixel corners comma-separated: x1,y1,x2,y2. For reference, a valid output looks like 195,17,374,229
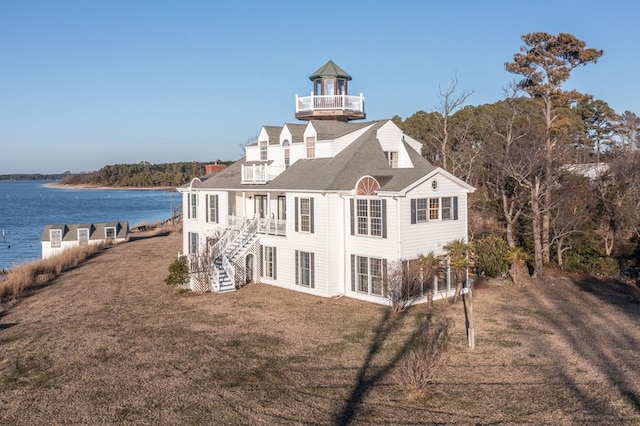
295,60,365,122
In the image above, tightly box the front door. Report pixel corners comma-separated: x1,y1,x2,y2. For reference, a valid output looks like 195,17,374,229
254,195,267,219
277,196,286,221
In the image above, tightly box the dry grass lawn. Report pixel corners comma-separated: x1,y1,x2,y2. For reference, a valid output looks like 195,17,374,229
1,231,640,425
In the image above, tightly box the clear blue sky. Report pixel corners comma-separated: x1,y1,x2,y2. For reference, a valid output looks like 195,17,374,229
1,1,638,174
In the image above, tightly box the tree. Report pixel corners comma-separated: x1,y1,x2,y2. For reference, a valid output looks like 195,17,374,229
505,32,604,271
424,74,474,170
617,111,640,154
576,99,617,162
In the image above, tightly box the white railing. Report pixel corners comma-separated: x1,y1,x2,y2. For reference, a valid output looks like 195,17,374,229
258,218,286,236
296,93,365,113
241,164,267,184
226,218,258,259
222,255,234,289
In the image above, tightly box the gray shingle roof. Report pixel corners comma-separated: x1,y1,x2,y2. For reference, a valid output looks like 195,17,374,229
41,222,129,242
283,123,306,143
263,126,283,145
195,119,436,193
309,120,372,140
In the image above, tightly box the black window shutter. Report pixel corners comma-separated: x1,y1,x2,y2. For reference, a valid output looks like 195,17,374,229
382,199,387,239
410,199,416,224
310,198,314,234
351,254,355,291
273,247,277,280
295,250,299,285
350,198,354,235
294,197,299,232
215,195,219,223
310,252,315,289
382,258,388,297
205,195,209,222
453,196,458,220
259,245,263,277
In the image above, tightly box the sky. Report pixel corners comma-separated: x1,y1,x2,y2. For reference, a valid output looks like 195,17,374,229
1,1,639,174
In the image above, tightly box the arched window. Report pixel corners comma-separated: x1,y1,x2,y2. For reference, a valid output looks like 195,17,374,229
356,176,380,195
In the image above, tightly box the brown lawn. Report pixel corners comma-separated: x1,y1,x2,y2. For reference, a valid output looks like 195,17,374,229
1,230,640,425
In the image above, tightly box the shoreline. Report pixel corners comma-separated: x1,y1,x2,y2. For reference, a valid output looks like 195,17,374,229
43,182,178,191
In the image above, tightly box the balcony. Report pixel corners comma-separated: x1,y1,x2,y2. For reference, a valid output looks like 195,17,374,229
241,162,284,184
295,93,365,121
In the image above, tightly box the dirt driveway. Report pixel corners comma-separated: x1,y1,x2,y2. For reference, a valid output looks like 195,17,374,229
1,231,640,424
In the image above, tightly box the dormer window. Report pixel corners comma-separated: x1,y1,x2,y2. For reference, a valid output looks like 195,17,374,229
259,139,268,161
306,136,316,159
385,151,398,168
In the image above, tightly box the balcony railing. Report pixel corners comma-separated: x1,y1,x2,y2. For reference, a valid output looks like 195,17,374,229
258,218,286,236
296,93,365,113
241,163,285,184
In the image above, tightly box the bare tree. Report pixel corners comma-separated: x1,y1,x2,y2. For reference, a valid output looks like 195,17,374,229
426,73,473,171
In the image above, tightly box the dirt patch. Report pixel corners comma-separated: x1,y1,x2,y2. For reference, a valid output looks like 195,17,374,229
1,232,640,424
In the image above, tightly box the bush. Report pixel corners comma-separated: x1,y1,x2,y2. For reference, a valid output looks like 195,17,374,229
475,236,509,278
397,317,453,397
562,238,619,276
165,255,189,287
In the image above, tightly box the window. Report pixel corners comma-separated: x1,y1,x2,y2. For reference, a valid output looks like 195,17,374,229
78,228,89,246
416,199,428,222
189,193,198,219
429,198,440,220
295,250,314,288
284,148,290,169
295,197,314,233
260,139,268,161
50,229,62,248
442,197,452,220
188,232,199,254
306,136,315,159
207,194,219,223
263,246,277,279
411,197,458,224
105,227,116,240
355,199,384,237
352,255,386,296
385,151,398,168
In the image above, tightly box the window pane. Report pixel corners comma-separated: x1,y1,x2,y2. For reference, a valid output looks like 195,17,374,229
370,200,381,236
416,198,428,222
300,198,310,232
429,198,440,220
442,197,451,220
358,256,368,292
370,258,383,295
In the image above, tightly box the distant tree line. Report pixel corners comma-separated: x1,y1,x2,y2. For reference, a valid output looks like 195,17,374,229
60,160,233,188
0,173,66,181
393,32,640,281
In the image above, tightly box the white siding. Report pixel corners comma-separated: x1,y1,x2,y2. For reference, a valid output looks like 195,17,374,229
398,174,470,258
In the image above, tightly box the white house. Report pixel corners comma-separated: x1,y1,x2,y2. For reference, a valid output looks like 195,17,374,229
41,221,129,259
178,61,475,305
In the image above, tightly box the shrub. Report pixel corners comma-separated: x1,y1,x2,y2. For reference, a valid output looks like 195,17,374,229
475,236,509,278
397,317,453,397
0,243,105,302
165,255,190,287
562,238,619,276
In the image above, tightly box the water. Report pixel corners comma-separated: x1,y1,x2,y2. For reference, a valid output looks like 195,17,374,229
0,180,182,270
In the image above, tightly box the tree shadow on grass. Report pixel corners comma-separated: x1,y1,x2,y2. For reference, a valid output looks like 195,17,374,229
333,308,437,426
512,275,640,419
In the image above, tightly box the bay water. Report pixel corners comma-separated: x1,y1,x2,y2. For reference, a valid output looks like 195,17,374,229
0,180,182,270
